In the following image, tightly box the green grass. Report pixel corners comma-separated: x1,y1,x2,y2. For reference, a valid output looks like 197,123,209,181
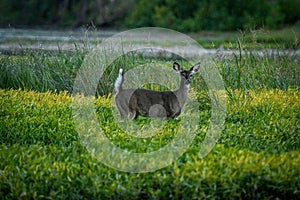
0,88,299,199
0,49,85,93
0,32,300,198
192,23,300,49
0,44,299,95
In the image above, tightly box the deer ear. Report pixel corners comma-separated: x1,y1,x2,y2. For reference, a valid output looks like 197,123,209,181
173,62,181,72
190,63,200,74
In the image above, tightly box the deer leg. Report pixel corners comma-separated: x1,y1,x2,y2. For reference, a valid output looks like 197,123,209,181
128,111,137,120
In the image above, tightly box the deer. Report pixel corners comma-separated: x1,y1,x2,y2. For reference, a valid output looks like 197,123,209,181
114,62,200,119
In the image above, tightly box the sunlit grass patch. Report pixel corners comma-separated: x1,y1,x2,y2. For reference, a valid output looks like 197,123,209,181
223,88,299,153
0,87,299,198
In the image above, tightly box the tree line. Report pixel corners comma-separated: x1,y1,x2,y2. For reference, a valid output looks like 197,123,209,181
0,0,134,28
0,0,299,31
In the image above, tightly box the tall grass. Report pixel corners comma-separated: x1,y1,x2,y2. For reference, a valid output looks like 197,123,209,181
217,43,300,90
0,41,299,95
0,48,84,93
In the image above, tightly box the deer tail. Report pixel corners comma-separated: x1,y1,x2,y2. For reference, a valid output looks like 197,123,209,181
114,68,124,93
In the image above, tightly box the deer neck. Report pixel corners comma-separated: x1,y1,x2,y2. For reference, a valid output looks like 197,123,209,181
174,77,189,107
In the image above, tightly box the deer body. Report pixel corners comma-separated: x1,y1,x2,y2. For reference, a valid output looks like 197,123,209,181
114,62,199,119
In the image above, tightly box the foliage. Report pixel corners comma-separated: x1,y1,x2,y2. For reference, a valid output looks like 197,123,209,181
126,0,300,31
0,0,135,27
0,88,299,199
0,40,299,96
0,0,299,31
217,49,300,90
0,48,84,93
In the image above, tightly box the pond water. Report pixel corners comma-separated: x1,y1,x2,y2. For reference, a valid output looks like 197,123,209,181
0,28,299,58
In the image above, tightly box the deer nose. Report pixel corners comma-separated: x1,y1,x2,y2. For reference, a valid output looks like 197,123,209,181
186,78,191,84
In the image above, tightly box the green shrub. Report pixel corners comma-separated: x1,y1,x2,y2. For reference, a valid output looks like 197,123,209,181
126,0,300,31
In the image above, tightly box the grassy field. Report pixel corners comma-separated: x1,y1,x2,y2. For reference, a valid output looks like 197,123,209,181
193,23,300,49
0,34,299,199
